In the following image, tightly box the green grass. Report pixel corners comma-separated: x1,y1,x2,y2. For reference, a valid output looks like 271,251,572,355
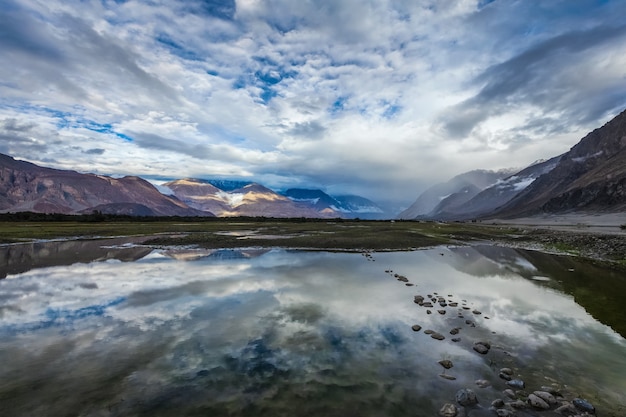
0,219,518,251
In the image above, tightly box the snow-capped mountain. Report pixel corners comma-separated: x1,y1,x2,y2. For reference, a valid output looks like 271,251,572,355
492,108,626,217
282,188,386,219
428,156,562,220
164,179,338,218
397,169,515,219
0,154,210,217
400,108,626,220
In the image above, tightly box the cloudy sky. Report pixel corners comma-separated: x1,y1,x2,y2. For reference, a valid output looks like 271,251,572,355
1,0,625,207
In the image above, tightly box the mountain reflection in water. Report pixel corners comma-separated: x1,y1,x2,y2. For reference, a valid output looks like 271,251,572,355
0,242,624,416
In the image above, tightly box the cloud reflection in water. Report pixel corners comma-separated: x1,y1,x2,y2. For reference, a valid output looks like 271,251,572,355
0,246,625,416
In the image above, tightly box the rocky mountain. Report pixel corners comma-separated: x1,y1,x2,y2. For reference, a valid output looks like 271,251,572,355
283,188,386,219
401,108,626,220
491,108,626,218
204,179,252,191
0,154,209,216
430,156,562,220
397,169,515,219
163,179,337,218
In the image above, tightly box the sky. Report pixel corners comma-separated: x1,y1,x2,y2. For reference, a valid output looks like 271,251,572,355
1,0,625,208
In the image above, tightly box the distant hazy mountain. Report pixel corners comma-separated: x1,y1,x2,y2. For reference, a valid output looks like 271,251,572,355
283,189,340,211
283,188,386,219
397,169,515,219
401,108,626,220
334,195,385,218
164,179,336,218
0,154,209,216
430,156,562,220
491,108,626,218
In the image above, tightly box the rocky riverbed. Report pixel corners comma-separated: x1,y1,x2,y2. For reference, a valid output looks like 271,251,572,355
470,226,626,267
383,264,610,417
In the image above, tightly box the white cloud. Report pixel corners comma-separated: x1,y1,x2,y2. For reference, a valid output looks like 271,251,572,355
1,0,625,207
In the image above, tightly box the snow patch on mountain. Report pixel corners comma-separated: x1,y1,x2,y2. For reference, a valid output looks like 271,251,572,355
217,191,245,207
496,176,536,191
572,151,603,163
288,197,321,205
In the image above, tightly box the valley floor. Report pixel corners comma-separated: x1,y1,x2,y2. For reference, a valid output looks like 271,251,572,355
1,217,624,267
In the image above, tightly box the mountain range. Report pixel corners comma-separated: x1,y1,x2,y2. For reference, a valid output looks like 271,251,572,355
1,108,624,220
0,154,208,217
401,108,626,220
0,155,385,218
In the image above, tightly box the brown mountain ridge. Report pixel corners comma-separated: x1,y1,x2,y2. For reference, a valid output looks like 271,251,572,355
0,154,210,216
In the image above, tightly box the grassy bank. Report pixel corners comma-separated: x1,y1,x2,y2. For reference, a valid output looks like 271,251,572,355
0,218,513,250
0,217,623,264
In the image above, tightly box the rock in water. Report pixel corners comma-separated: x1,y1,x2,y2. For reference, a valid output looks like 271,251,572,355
503,389,516,399
411,324,422,332
438,359,453,369
491,399,505,408
533,391,557,405
499,368,513,376
431,332,445,340
456,388,478,406
473,342,490,354
506,379,525,389
498,372,512,381
439,403,458,416
527,393,550,410
509,400,527,409
475,379,490,388
573,398,595,414
439,373,457,381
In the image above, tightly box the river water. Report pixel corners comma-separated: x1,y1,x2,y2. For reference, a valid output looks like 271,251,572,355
0,240,625,416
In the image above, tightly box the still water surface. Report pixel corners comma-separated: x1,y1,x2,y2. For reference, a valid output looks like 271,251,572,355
0,240,625,416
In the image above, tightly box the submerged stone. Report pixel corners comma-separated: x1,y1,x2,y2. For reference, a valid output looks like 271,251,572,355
475,379,490,388
573,398,595,414
506,379,525,389
438,359,453,369
498,372,512,381
491,399,505,408
439,403,457,416
473,342,489,354
411,324,422,332
499,368,513,376
503,389,516,399
533,391,557,405
455,388,478,406
527,393,550,410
